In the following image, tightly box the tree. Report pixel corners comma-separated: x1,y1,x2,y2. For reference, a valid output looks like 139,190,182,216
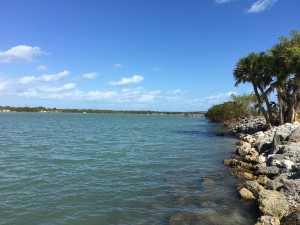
233,52,274,128
269,30,300,124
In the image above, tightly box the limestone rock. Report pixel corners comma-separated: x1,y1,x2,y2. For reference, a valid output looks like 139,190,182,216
232,171,257,180
239,188,256,200
223,159,254,170
256,175,270,185
281,210,300,225
255,216,280,225
256,166,280,176
236,142,252,155
201,178,215,185
244,180,265,198
288,126,300,142
258,190,289,219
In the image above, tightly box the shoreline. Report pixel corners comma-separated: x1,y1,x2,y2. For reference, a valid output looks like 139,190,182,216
223,116,300,224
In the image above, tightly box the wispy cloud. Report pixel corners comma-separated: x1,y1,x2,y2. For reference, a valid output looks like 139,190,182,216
246,0,277,13
82,72,97,79
113,63,123,69
36,65,48,71
215,0,235,4
204,91,237,101
215,0,278,13
108,75,144,86
18,70,69,85
0,45,46,63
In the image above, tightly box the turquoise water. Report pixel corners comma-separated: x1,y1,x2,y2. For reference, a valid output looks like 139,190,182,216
0,113,257,225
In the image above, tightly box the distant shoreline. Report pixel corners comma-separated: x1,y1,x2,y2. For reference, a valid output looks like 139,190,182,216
0,105,206,116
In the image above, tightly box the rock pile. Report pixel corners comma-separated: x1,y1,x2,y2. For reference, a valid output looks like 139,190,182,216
224,122,300,224
231,116,268,134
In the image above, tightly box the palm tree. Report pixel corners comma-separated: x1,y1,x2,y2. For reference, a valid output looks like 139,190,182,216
233,52,274,128
269,30,300,123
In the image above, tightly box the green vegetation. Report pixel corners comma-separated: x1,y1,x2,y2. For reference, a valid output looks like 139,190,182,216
205,93,258,124
0,105,186,115
207,30,300,127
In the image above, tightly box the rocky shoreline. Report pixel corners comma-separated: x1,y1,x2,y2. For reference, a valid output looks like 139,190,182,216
225,116,300,224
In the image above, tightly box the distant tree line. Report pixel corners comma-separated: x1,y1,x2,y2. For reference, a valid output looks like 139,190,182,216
0,105,185,115
206,30,300,127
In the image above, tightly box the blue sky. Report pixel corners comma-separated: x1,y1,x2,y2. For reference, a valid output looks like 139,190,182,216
0,0,299,111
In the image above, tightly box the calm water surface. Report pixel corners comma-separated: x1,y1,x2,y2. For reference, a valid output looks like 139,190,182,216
0,113,257,225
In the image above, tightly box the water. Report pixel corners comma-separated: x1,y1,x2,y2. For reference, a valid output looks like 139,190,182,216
0,113,258,225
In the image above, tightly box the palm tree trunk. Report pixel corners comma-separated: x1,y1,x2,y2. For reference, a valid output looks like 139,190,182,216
277,91,284,125
287,87,299,123
257,84,274,126
253,84,272,128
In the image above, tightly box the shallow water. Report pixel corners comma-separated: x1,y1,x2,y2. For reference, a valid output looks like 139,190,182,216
0,113,258,225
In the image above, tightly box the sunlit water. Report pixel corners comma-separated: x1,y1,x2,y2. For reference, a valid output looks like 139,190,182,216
0,113,258,225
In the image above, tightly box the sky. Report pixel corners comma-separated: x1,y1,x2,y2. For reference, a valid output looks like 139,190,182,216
0,0,299,111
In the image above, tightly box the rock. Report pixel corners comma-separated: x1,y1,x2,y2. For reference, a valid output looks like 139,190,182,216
257,142,272,154
223,159,254,170
256,166,280,176
258,190,289,219
279,179,300,198
255,216,280,225
256,175,270,185
281,210,300,225
269,159,294,170
232,171,257,180
272,134,285,148
256,155,267,164
243,134,256,144
201,178,215,185
265,179,285,191
236,182,246,191
236,142,252,155
253,163,267,170
169,214,193,225
288,126,300,142
239,188,256,200
244,180,265,198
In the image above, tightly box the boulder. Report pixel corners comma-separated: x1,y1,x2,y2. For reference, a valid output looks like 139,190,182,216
256,175,270,185
244,180,265,198
288,126,300,142
239,188,256,200
231,171,257,180
236,142,252,155
272,134,285,148
268,155,294,170
255,216,280,225
281,210,300,225
258,190,289,219
256,155,267,164
256,166,280,176
223,159,254,170
243,134,256,144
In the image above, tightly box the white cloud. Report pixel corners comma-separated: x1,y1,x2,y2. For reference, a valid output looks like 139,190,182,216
36,65,48,71
0,82,8,91
246,0,277,13
215,0,235,4
0,45,45,63
205,91,237,100
82,72,97,79
42,83,76,93
86,90,118,100
18,70,69,85
113,63,123,69
108,75,144,86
